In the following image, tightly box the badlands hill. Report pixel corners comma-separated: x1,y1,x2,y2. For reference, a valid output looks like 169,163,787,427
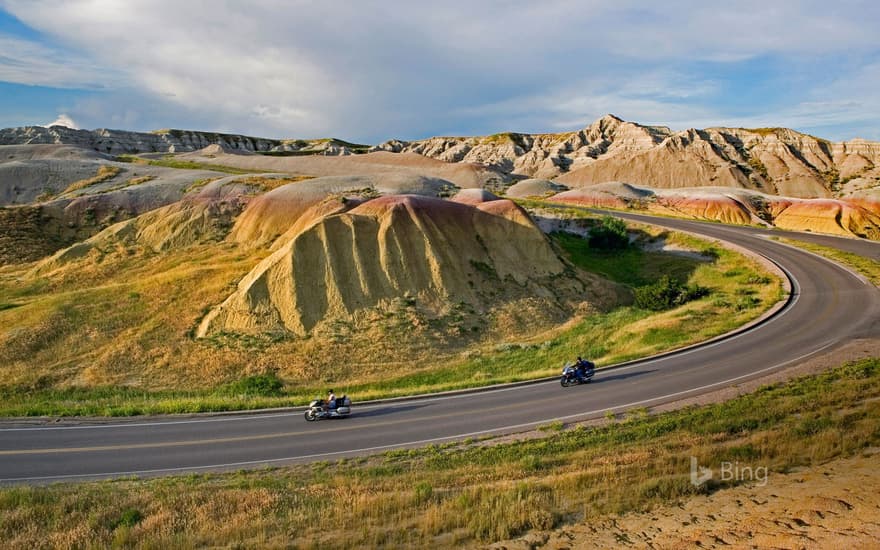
7,115,880,201
374,115,880,200
198,193,615,338
0,144,228,263
549,182,880,240
176,147,502,190
15,168,621,377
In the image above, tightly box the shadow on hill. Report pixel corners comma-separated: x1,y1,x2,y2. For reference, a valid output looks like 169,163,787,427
546,226,713,288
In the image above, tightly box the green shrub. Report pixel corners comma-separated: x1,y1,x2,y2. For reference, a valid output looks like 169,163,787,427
734,296,761,311
634,276,709,311
218,373,284,397
841,358,879,379
413,481,434,504
588,216,629,250
111,508,143,529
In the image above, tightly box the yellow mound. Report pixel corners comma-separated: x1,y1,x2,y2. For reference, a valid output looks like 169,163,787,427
32,177,255,273
550,183,880,239
771,199,880,239
198,195,600,337
654,193,756,225
549,189,631,210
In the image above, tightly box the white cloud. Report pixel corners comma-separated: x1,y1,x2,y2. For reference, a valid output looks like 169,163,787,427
451,69,723,134
0,0,878,141
43,113,77,128
0,35,122,89
590,1,879,61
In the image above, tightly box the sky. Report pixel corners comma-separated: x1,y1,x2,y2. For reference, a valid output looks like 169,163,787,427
0,0,878,143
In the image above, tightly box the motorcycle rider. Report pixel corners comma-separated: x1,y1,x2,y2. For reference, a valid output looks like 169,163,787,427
326,389,337,410
575,356,594,379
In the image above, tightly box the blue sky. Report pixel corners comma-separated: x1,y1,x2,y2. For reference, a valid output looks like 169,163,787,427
0,1,878,143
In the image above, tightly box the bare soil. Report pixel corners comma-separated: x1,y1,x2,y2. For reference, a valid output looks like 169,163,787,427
490,451,880,549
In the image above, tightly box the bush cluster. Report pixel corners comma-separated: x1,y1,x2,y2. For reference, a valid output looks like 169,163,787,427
217,372,285,397
588,216,629,250
634,275,709,311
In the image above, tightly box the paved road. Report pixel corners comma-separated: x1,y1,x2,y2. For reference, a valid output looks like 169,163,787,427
2,216,879,484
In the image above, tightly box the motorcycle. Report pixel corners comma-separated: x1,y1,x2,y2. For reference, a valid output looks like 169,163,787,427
560,363,595,387
304,395,352,421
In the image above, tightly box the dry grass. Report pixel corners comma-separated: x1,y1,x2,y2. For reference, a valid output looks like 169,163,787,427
775,237,880,286
1,358,877,548
98,175,158,195
0,243,269,393
236,174,314,191
0,206,68,264
60,165,122,195
126,175,156,186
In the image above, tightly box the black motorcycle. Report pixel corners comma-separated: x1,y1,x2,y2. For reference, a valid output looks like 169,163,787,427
560,363,595,387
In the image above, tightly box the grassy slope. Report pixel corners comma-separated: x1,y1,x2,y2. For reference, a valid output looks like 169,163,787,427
774,237,880,286
0,218,782,416
59,165,122,196
2,357,877,548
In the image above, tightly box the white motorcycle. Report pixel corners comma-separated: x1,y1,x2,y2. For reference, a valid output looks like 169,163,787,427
304,395,352,421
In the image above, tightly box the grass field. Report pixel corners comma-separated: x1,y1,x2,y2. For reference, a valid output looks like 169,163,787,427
0,215,783,416
2,357,877,548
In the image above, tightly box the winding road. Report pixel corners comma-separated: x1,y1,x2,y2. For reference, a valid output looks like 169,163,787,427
2,215,879,484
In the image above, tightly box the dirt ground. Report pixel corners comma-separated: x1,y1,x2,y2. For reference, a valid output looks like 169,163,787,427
489,451,880,549
488,338,880,549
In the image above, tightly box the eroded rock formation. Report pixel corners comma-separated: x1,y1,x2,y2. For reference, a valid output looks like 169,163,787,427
198,194,611,337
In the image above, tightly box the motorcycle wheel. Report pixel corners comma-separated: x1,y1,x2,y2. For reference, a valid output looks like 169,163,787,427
304,409,318,421
560,376,571,387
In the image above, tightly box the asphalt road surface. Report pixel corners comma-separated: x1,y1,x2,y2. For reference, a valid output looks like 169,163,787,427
2,215,879,484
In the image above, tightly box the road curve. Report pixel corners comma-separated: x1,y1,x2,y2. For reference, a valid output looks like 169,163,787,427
2,217,879,484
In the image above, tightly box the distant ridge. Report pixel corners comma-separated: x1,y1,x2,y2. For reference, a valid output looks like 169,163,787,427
2,116,879,199
374,116,880,199
0,125,367,156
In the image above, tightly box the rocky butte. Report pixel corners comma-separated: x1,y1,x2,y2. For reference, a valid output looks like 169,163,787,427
374,115,880,200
